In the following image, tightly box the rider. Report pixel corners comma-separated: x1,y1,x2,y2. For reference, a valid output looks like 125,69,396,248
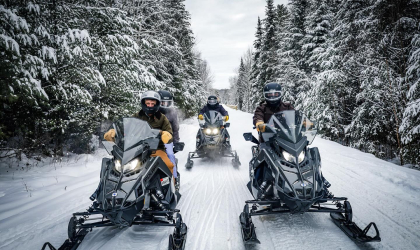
198,95,229,121
198,95,230,146
158,90,180,143
158,90,180,188
104,90,175,174
253,82,331,190
253,82,294,135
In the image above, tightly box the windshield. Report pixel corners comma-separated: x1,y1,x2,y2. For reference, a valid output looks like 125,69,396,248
102,117,161,153
267,110,317,144
203,110,224,126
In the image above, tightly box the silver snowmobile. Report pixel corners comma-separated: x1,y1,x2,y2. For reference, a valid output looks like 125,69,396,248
239,110,381,244
185,110,240,168
42,117,187,250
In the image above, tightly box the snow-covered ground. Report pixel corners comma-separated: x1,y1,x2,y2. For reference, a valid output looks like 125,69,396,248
1,107,419,250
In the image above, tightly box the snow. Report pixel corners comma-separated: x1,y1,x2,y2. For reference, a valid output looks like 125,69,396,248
0,107,420,250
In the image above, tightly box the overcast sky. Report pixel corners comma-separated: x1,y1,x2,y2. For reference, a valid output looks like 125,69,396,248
185,0,289,89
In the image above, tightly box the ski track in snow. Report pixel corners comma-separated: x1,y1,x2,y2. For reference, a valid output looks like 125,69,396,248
1,107,420,250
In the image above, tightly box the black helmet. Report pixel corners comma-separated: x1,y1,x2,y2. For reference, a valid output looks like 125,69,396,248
158,90,174,109
207,95,219,109
140,90,161,115
263,82,282,107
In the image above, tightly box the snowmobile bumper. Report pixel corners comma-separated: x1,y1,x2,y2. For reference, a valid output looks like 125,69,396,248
185,148,240,168
42,208,188,250
330,212,381,242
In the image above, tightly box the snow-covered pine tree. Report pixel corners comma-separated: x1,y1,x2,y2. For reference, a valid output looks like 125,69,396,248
235,58,246,110
241,48,254,113
277,0,309,108
250,17,264,109
259,0,278,85
162,0,204,116
0,2,50,151
401,27,420,166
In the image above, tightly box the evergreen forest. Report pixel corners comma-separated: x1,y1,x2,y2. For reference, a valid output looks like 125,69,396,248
228,0,420,167
0,0,210,156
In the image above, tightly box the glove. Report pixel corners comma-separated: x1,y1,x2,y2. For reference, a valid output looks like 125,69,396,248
161,131,173,144
104,129,116,142
198,114,203,120
256,121,266,132
224,115,229,122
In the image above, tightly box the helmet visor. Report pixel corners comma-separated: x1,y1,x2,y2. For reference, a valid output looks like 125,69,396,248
208,99,217,105
264,91,281,101
161,100,173,108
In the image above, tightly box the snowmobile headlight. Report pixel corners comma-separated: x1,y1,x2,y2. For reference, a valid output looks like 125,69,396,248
212,128,219,135
204,128,212,135
298,151,305,163
282,151,295,163
282,151,305,164
114,159,122,172
114,158,141,173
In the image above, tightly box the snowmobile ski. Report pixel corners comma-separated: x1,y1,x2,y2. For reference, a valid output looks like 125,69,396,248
330,212,381,242
239,204,260,244
169,213,188,250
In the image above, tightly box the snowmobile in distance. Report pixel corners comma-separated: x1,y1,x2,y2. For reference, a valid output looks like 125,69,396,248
185,110,240,168
239,110,381,244
42,117,187,250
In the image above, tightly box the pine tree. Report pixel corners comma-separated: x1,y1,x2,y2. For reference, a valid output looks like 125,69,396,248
401,29,420,165
277,0,309,107
250,17,264,108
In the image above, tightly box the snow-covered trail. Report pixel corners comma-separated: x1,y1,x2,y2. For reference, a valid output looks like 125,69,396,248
0,107,419,250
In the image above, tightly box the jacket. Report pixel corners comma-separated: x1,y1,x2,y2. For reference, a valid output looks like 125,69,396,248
199,104,228,116
253,101,294,125
160,108,180,143
133,110,173,149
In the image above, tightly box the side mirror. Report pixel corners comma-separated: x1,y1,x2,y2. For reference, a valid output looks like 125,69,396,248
173,142,185,152
225,123,230,128
243,132,253,141
243,132,260,145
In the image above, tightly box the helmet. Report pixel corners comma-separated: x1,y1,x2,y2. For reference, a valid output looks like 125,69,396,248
263,82,282,107
158,90,174,109
140,90,161,115
207,95,219,109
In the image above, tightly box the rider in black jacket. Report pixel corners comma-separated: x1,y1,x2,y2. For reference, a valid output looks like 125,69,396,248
198,95,229,121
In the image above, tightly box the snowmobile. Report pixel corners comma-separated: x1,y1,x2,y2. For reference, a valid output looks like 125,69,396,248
239,110,381,244
42,117,187,250
185,110,240,168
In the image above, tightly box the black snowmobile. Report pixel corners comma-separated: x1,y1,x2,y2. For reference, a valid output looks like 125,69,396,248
185,110,240,168
239,110,381,244
42,117,187,250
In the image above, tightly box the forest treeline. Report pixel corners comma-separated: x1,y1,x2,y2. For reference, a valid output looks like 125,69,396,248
227,0,420,166
0,0,211,156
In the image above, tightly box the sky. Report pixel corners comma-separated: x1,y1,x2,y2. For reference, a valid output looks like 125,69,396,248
184,0,289,90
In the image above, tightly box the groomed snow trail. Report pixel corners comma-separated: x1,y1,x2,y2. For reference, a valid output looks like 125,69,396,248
0,107,419,250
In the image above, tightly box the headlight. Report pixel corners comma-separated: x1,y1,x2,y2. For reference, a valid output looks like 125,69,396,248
114,158,141,173
298,151,305,163
212,128,219,135
282,151,295,163
205,128,212,135
282,151,305,164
